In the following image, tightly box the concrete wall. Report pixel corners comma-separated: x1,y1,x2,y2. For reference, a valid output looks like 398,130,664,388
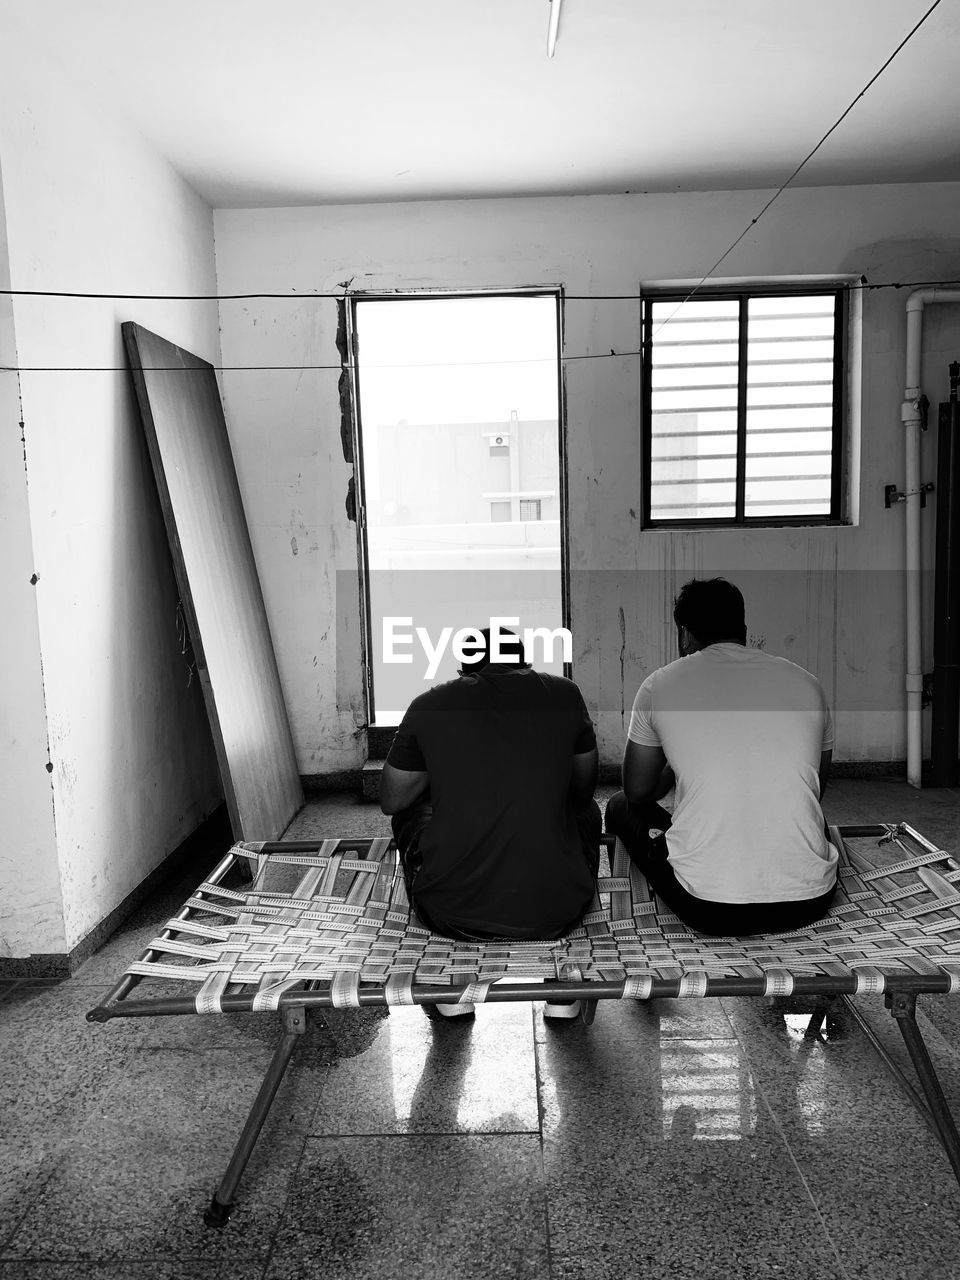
0,155,65,956
0,30,223,955
214,185,960,774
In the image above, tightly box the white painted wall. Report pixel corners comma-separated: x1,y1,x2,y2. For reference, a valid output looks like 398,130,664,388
0,157,65,956
0,30,224,954
215,185,960,773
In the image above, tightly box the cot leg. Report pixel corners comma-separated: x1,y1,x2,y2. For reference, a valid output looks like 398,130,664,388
803,1005,827,1040
204,1004,307,1228
579,998,598,1027
887,991,960,1186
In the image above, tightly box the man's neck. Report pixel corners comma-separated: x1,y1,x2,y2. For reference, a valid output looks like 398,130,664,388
460,662,532,676
684,637,746,656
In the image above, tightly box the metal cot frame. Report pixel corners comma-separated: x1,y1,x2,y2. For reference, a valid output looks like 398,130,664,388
88,824,960,1227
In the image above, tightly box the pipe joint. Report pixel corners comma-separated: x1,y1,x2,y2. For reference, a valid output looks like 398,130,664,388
907,288,960,314
902,399,923,425
906,673,924,693
906,291,935,315
903,394,929,430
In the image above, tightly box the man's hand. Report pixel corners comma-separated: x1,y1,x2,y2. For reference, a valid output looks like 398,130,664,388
379,762,429,815
622,740,669,805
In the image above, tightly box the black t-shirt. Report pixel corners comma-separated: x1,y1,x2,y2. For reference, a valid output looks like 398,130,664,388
386,664,597,938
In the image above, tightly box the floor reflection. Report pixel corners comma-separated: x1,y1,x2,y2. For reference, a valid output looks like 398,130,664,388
658,1002,849,1143
534,994,857,1150
385,1006,537,1133
407,1020,474,1132
737,995,853,1140
660,1039,757,1141
381,989,857,1148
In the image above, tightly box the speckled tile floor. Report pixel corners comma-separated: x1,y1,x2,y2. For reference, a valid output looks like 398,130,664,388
3,780,960,1279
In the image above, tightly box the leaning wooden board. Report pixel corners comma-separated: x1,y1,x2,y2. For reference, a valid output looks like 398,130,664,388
123,322,303,840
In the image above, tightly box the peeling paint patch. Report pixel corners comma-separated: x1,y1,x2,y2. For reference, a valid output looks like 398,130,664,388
291,536,299,556
57,755,77,797
338,370,353,459
337,299,357,523
336,300,354,464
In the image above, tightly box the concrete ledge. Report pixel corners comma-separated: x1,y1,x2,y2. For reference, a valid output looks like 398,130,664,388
367,726,396,760
830,760,908,779
599,759,918,785
361,760,383,803
302,769,363,796
305,759,925,800
0,802,232,980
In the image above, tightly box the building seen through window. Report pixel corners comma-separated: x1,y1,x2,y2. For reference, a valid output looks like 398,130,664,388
352,293,565,723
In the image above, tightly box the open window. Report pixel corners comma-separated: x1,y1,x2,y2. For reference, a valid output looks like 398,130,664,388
351,291,567,726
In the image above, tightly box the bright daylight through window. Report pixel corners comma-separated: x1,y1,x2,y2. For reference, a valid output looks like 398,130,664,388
642,290,844,525
352,293,565,725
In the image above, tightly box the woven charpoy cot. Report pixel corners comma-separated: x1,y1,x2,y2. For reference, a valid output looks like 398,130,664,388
89,822,960,1225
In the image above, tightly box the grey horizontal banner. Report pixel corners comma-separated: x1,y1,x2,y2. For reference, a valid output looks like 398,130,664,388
337,569,929,721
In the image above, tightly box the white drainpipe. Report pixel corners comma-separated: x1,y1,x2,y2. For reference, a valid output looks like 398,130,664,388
903,289,960,786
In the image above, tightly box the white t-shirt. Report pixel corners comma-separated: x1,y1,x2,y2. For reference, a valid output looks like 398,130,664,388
627,643,837,903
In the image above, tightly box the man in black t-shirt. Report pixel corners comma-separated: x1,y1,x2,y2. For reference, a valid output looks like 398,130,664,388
379,628,601,1016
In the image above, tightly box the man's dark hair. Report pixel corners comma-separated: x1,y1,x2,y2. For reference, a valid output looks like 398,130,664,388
460,626,528,671
673,578,746,646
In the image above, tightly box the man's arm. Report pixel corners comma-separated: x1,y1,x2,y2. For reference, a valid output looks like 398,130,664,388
379,762,429,816
569,747,599,807
622,739,671,805
818,749,832,800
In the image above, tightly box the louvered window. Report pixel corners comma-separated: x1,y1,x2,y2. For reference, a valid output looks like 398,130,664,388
641,289,844,525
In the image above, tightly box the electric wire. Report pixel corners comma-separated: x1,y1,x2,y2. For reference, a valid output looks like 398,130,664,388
1,274,960,306
0,1,950,376
0,1,945,316
649,0,945,331
0,269,957,373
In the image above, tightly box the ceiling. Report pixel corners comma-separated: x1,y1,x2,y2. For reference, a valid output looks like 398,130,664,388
4,0,959,208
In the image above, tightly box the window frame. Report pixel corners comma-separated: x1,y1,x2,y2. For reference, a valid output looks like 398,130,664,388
640,284,847,530
346,286,572,721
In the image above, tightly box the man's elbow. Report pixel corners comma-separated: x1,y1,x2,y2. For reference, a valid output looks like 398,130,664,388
378,787,400,816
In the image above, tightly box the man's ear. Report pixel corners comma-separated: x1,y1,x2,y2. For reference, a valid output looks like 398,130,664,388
678,625,698,657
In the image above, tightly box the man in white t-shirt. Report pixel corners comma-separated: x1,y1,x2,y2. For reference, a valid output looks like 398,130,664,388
605,578,838,935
